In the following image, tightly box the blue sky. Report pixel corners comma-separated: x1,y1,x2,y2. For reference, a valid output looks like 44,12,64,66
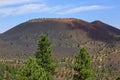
0,0,120,33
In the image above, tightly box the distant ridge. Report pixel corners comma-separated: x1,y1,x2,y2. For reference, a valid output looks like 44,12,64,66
91,20,120,34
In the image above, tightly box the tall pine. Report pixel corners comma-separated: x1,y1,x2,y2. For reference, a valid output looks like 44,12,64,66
17,34,55,80
35,34,55,75
74,48,96,80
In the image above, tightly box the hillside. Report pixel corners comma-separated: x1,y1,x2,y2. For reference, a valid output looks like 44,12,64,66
0,18,119,56
0,18,120,74
0,18,120,58
0,18,120,62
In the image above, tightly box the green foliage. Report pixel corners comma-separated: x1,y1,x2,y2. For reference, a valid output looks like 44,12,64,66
74,48,96,80
116,76,120,80
35,34,55,74
0,61,18,80
7,65,18,80
17,58,50,80
17,34,55,80
0,62,5,79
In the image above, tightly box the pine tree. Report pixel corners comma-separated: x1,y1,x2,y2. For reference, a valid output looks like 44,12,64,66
17,34,55,80
16,58,50,80
74,48,96,80
35,34,55,75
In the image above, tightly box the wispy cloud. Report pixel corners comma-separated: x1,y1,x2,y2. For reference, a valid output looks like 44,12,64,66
56,5,111,14
0,0,112,17
0,0,36,6
0,4,64,16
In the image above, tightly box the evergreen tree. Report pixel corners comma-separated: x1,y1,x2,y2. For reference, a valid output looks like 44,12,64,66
16,58,50,80
35,34,55,75
17,34,55,80
74,48,96,80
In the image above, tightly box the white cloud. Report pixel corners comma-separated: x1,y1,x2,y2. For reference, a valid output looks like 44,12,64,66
56,5,111,14
0,4,63,16
0,0,36,6
0,1,112,17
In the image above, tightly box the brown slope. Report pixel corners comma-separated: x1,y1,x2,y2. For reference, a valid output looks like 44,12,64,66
91,20,120,40
1,18,117,42
91,20,120,34
0,18,119,59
